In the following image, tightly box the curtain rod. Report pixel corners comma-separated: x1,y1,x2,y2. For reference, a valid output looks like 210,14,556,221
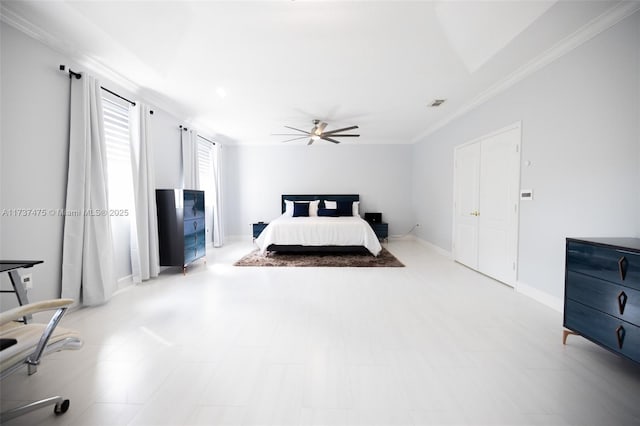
101,86,136,107
60,64,81,79
59,64,154,114
179,125,215,145
198,135,215,145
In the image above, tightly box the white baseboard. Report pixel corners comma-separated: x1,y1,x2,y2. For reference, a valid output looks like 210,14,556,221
516,280,564,313
405,236,563,313
115,274,134,293
225,234,247,243
407,235,453,258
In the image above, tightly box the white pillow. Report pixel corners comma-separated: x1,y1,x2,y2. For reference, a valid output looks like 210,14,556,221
284,200,294,216
352,201,360,216
324,200,337,209
309,200,320,216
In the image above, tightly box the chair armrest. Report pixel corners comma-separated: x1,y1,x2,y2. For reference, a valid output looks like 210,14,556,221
0,299,74,326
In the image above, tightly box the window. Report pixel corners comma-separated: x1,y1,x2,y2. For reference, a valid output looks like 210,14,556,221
102,95,135,281
197,137,214,206
102,96,134,212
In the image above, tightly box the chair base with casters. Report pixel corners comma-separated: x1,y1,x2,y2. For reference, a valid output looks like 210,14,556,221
0,299,83,422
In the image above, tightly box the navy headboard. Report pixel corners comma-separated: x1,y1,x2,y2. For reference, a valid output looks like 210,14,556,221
281,194,359,213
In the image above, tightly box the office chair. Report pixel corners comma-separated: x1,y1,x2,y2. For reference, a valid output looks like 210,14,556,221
0,298,82,422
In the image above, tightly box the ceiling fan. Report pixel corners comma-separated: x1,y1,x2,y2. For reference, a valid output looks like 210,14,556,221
273,119,359,145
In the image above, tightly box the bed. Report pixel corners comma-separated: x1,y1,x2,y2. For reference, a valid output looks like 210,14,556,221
254,194,382,256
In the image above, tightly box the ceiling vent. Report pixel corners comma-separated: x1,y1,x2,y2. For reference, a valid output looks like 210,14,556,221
429,99,446,107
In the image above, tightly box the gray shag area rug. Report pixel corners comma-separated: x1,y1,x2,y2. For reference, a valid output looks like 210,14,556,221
234,247,404,267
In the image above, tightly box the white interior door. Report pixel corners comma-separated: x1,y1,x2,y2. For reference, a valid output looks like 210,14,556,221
453,142,480,270
453,123,521,287
478,127,521,286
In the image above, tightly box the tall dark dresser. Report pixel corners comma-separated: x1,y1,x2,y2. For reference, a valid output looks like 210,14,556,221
156,189,206,273
564,238,640,363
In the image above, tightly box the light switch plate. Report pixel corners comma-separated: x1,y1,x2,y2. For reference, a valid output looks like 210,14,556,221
520,189,534,200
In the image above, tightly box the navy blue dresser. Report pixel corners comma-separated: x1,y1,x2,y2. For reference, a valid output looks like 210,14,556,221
564,238,640,363
156,189,206,273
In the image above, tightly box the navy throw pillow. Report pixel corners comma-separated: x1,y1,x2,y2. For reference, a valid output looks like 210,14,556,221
318,208,338,217
293,202,310,217
336,201,353,216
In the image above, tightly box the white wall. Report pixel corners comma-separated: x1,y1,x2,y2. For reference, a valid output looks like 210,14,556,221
412,11,640,306
152,109,183,190
0,23,184,306
224,144,414,239
1,23,73,305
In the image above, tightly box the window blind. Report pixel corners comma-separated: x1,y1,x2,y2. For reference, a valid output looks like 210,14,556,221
198,137,214,205
102,96,133,210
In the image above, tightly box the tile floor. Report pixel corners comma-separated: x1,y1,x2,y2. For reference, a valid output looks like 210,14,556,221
1,238,640,425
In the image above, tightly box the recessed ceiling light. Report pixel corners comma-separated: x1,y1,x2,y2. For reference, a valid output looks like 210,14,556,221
429,99,446,107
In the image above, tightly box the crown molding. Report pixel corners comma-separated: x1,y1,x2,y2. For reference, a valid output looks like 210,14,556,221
1,4,57,48
0,2,208,135
412,1,640,143
4,2,637,147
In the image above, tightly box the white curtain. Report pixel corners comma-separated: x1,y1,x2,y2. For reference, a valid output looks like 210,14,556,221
61,74,116,306
128,103,160,283
181,128,199,189
211,144,224,247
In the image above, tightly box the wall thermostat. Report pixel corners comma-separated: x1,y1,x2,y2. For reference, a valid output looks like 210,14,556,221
520,189,534,200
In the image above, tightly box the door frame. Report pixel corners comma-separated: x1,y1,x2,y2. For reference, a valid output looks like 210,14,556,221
452,121,522,287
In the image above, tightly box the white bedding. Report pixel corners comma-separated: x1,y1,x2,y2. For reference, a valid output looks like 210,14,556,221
255,215,382,256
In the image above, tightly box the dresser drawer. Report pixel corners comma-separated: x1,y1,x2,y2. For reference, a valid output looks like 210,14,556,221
566,241,640,290
564,300,640,363
184,230,206,264
566,271,640,325
184,217,205,236
183,191,205,219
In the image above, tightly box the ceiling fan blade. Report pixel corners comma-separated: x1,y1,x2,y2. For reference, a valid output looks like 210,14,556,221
272,133,313,136
320,136,341,144
284,125,311,134
324,134,360,137
318,122,328,133
307,138,315,145
322,125,359,135
281,136,313,143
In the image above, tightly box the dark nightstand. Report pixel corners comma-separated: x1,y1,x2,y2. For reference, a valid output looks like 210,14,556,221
252,222,268,239
369,222,388,242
